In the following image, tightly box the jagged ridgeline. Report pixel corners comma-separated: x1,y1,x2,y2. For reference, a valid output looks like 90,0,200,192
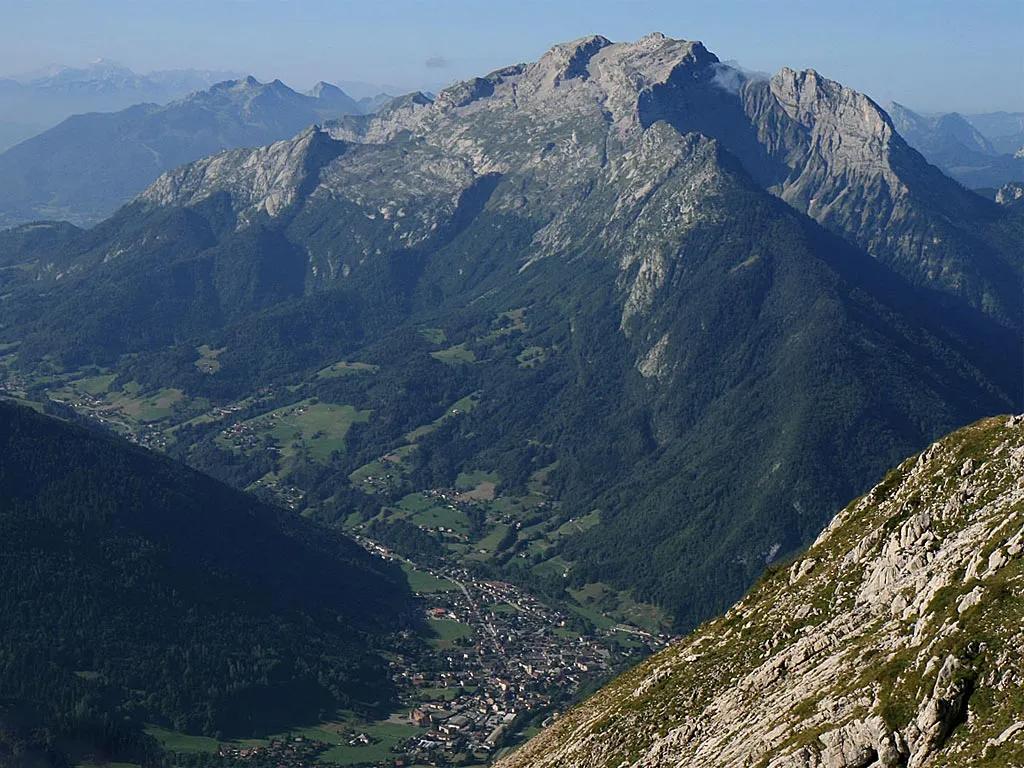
499,415,1024,768
0,33,1021,631
0,402,410,750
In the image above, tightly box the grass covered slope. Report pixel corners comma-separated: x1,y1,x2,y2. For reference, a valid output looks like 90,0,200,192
500,415,1024,768
0,401,411,738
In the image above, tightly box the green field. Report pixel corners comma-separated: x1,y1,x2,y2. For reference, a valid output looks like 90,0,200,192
145,726,220,754
403,501,472,535
455,469,501,492
431,343,476,364
555,510,601,536
73,372,117,395
401,562,457,593
222,400,371,463
568,580,669,632
566,600,617,630
148,716,428,767
404,391,481,441
349,444,417,490
481,308,527,343
487,602,519,615
427,618,474,649
420,327,448,345
476,523,511,553
416,686,460,702
57,383,189,424
1,395,44,412
194,344,225,374
517,345,548,368
315,360,379,380
318,720,426,765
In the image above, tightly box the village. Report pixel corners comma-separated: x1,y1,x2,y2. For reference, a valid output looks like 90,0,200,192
216,736,335,766
356,538,672,766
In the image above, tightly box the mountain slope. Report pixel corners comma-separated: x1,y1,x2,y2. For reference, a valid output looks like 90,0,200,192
0,76,361,227
0,400,410,739
499,414,1024,768
0,34,1020,632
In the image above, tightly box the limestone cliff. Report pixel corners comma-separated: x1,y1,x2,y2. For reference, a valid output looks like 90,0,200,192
499,415,1024,768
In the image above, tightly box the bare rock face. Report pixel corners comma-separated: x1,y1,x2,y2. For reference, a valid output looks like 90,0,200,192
137,126,347,223
996,182,1024,205
497,415,1024,768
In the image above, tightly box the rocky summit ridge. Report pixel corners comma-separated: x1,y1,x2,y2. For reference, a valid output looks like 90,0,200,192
498,415,1024,768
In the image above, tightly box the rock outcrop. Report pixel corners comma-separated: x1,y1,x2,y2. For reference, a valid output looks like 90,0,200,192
498,415,1024,768
997,182,1024,205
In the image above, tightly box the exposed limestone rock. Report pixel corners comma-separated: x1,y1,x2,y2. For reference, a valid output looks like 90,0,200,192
137,126,346,223
497,416,1024,768
636,333,671,380
996,182,1024,205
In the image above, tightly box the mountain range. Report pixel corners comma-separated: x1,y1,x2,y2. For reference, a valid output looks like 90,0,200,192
0,60,242,151
1,33,1019,638
498,414,1024,768
0,76,364,227
889,102,1024,189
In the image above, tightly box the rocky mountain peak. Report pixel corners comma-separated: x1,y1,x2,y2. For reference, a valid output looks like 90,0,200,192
308,80,341,99
519,33,717,105
122,32,1018,324
532,33,613,88
771,66,894,139
996,181,1024,205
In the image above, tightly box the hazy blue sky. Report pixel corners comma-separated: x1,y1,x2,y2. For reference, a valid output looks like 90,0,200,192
2,0,1021,112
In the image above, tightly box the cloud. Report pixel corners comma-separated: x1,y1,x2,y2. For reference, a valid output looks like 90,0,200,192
424,56,449,69
710,61,769,95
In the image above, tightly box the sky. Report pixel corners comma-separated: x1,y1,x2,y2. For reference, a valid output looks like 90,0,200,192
1,0,1022,113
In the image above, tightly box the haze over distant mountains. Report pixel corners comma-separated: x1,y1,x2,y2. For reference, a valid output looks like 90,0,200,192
0,59,243,151
0,76,367,227
890,102,1024,189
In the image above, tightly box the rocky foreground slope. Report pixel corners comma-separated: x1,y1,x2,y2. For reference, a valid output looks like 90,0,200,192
500,415,1024,768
